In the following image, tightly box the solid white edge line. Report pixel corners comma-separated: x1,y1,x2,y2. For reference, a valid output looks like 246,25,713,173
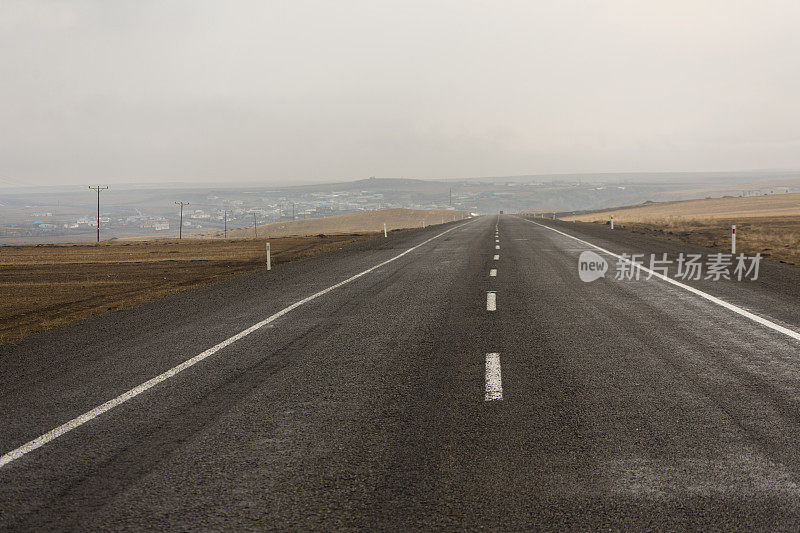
486,291,497,311
485,353,502,401
523,217,800,342
0,220,475,469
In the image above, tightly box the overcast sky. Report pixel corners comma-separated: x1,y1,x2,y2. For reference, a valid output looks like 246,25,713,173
1,1,799,186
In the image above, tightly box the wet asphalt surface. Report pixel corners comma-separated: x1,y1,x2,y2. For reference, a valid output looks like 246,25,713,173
1,215,800,530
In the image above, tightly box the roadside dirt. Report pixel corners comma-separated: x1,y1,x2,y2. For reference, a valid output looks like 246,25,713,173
0,233,378,344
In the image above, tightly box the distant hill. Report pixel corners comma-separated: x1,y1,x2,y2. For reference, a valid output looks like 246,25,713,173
201,208,470,239
571,193,800,222
283,177,457,193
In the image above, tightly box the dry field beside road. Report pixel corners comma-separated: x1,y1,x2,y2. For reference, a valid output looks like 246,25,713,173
570,193,800,222
205,207,469,239
567,194,800,265
0,233,377,344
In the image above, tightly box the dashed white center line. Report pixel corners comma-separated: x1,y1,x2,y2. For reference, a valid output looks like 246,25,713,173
493,254,499,260
485,353,503,401
495,245,500,249
486,291,497,311
489,269,497,277
495,239,499,243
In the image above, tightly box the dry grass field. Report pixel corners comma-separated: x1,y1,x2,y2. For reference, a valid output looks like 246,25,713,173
0,233,377,344
205,208,469,239
568,194,800,265
570,193,800,222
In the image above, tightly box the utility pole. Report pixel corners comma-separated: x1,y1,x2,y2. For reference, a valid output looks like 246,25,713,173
449,188,452,206
89,185,108,243
175,201,189,239
253,212,258,237
292,202,295,220
224,209,227,239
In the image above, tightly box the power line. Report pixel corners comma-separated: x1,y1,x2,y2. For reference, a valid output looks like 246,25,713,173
88,186,108,243
174,201,189,239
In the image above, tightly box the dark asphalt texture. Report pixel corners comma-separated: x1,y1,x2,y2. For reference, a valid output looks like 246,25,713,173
1,215,800,530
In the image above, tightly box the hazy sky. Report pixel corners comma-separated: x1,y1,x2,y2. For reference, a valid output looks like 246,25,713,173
1,1,799,186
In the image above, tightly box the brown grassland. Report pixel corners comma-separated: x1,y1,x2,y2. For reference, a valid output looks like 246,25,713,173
203,207,469,239
568,193,800,265
0,233,378,344
571,193,800,221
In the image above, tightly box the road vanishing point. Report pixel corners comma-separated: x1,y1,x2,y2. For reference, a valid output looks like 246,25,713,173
2,215,800,530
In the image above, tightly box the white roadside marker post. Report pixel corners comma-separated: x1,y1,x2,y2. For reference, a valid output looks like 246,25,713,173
384,223,387,238
266,242,271,270
732,225,736,254
610,215,614,230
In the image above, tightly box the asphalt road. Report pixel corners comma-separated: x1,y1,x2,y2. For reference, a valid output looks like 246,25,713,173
2,214,800,530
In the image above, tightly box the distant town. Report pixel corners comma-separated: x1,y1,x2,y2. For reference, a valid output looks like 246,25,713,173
0,180,466,243
1,172,798,243
12,189,398,238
